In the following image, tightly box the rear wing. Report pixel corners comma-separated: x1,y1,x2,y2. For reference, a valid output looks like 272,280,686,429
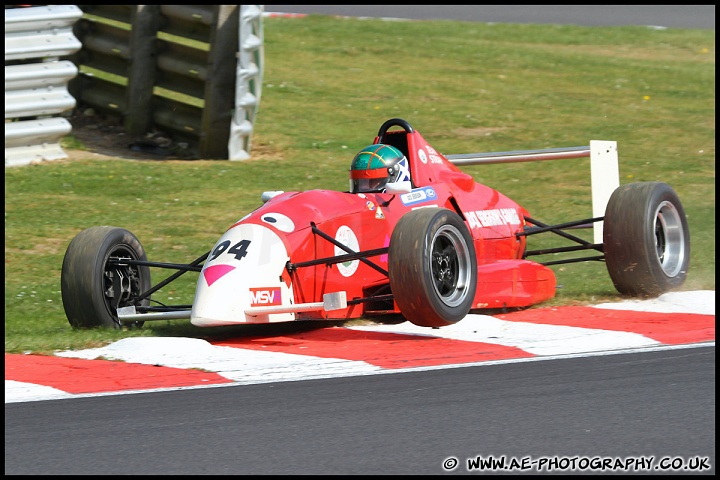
446,141,619,244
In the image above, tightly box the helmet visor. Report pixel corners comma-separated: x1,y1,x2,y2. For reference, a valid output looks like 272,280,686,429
351,177,389,193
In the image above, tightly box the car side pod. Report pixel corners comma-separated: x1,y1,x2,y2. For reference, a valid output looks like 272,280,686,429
472,260,557,309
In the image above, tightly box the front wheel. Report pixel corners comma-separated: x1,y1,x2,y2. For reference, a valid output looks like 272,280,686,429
61,226,151,329
389,208,477,327
603,182,690,297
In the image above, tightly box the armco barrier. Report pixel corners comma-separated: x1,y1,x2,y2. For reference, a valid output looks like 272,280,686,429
5,5,264,166
4,5,83,167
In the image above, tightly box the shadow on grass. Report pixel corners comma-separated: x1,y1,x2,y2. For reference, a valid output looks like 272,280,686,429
138,311,417,341
144,318,354,342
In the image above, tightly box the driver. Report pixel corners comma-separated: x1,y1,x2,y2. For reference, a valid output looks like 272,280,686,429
349,144,410,193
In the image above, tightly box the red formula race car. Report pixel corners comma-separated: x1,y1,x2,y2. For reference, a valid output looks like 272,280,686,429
60,118,690,329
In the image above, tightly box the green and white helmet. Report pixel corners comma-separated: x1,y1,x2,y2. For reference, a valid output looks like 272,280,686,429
349,144,410,193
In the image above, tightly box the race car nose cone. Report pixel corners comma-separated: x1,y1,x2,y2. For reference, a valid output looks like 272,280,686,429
191,222,294,327
203,264,236,287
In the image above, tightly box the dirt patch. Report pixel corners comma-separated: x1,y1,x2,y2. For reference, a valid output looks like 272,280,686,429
64,108,194,162
63,109,279,162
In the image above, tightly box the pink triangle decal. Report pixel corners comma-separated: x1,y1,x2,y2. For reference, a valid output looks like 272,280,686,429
381,235,390,263
203,264,236,286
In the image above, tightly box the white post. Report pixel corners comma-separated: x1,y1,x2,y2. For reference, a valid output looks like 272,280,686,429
589,140,619,244
228,5,264,160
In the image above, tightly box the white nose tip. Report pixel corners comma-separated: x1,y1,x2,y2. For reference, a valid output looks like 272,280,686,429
191,223,294,327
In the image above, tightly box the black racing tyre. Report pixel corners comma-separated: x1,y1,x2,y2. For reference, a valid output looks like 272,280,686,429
61,226,150,329
389,208,477,327
603,182,690,297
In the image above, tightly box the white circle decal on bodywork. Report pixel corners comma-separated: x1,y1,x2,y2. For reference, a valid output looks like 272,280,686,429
261,212,295,233
418,148,428,164
335,225,360,277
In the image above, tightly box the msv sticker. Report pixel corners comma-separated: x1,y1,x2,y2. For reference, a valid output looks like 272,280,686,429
400,187,437,206
465,208,521,228
249,287,282,306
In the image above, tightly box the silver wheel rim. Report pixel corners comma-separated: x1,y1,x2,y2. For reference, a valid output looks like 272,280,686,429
429,224,473,307
654,200,686,277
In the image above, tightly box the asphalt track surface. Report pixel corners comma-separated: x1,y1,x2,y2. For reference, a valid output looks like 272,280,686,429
263,5,715,30
5,345,715,475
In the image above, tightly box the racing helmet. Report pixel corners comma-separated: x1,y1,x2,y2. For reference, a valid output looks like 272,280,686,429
349,144,410,193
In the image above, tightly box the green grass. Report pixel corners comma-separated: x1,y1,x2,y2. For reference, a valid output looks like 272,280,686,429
4,16,715,354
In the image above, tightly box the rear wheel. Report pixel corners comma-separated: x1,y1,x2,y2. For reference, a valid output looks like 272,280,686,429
61,226,150,329
603,182,690,297
389,208,477,327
